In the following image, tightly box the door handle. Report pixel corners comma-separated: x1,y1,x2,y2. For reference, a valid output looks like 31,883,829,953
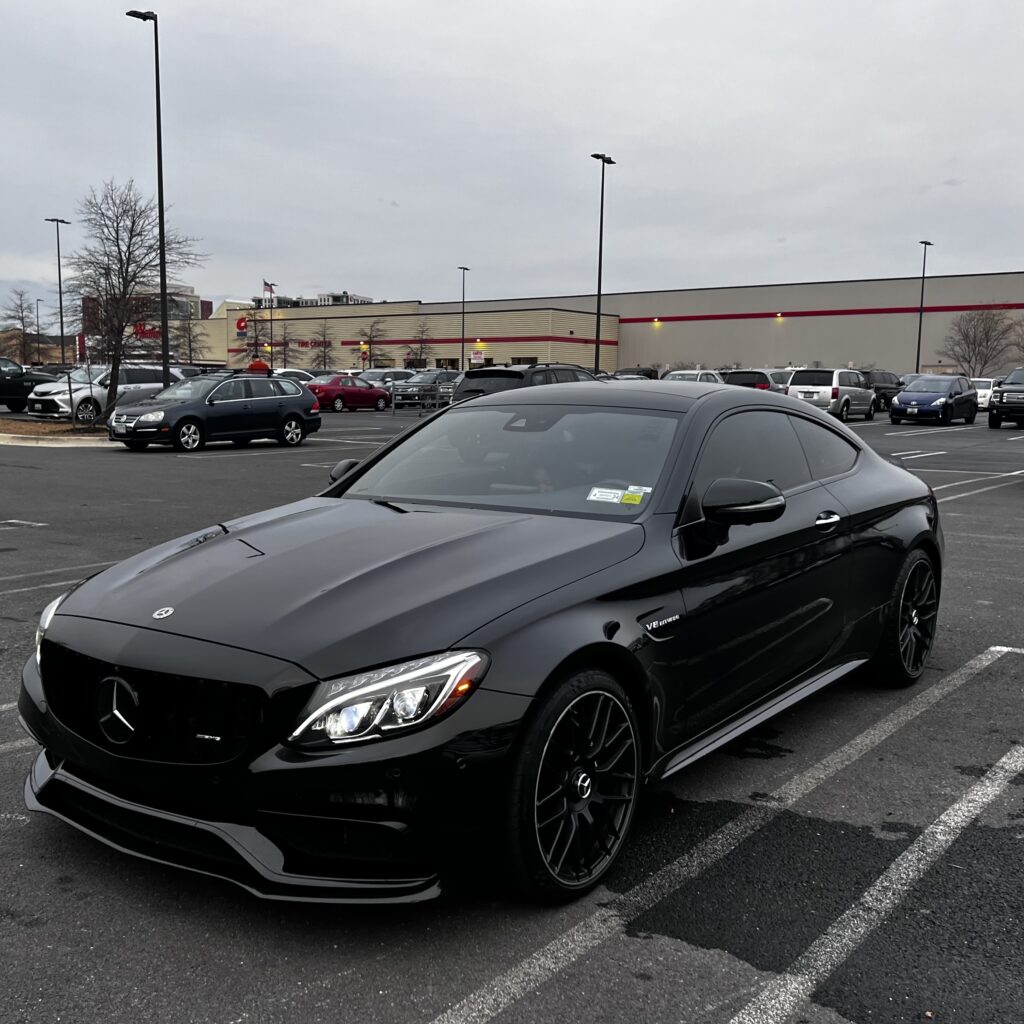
815,512,841,530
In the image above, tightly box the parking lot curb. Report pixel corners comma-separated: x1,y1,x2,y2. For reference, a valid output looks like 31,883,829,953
0,432,110,448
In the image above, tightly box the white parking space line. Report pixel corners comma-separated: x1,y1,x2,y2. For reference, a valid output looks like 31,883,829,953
891,450,923,456
900,451,947,460
0,520,48,530
0,702,16,713
913,468,1005,475
728,742,1024,1024
430,648,1012,1024
0,561,116,584
884,425,974,437
936,475,1024,503
0,579,81,597
931,470,1024,490
1009,435,1024,440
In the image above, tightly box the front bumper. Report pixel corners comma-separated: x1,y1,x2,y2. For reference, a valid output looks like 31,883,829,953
890,404,943,419
19,632,529,903
28,395,72,419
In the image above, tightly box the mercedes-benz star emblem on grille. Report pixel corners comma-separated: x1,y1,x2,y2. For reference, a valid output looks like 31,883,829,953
152,607,174,619
96,676,139,745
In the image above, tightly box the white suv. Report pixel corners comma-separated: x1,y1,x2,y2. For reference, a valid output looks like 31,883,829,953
28,365,182,423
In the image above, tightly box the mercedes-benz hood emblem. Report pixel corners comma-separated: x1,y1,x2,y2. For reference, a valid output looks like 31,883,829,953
152,607,174,619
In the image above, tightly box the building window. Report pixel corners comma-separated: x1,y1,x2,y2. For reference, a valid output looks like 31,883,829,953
511,356,536,365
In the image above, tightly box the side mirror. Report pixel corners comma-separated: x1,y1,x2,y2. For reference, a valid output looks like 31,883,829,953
896,379,905,387
383,377,393,384
329,457,360,483
702,478,786,526
994,379,1003,388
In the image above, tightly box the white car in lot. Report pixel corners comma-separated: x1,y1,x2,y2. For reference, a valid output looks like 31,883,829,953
971,378,995,410
27,365,182,424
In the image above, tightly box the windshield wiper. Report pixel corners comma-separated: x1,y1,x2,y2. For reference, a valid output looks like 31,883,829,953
370,498,410,514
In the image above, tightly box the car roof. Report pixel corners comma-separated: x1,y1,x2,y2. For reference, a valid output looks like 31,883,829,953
462,379,739,412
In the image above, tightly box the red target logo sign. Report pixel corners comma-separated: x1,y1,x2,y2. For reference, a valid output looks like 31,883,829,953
235,316,248,336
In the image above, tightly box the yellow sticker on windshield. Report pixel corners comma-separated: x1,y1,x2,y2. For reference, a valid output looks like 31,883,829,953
621,492,644,504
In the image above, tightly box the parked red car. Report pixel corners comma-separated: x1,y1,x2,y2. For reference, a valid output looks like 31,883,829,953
307,374,391,412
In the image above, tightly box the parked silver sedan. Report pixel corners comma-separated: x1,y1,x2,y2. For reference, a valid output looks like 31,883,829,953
786,368,877,422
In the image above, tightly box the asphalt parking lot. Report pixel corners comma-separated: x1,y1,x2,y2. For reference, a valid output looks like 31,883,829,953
1,408,1022,1024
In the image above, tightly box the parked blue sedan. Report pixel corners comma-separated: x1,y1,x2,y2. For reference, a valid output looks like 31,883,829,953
889,374,978,425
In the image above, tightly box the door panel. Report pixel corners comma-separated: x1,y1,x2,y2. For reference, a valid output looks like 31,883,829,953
205,379,250,437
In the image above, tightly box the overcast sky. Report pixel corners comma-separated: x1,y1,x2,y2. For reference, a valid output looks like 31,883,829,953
3,0,1022,323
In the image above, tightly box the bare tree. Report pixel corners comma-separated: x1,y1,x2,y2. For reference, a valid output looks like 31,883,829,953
244,307,268,362
938,310,1017,377
63,179,202,417
309,320,334,372
278,319,294,369
355,318,387,367
405,319,435,368
2,288,36,364
170,303,209,364
666,360,697,372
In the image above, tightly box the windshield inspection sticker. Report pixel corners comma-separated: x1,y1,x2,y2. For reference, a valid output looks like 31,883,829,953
620,492,644,505
587,487,625,503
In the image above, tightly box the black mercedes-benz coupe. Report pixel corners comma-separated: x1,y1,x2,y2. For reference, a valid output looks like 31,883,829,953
19,381,943,903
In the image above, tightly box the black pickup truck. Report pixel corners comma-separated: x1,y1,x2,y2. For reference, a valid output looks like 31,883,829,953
0,358,59,412
988,367,1024,428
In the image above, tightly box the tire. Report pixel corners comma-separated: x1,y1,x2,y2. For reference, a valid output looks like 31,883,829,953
5,399,26,413
964,404,977,425
75,398,101,424
332,396,345,412
122,440,148,451
988,412,1002,429
864,400,875,421
231,438,252,447
172,419,204,452
870,548,939,688
939,405,952,426
505,670,640,902
277,416,304,446
375,396,387,411
889,415,901,425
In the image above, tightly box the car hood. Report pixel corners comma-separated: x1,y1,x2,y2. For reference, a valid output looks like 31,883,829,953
116,397,191,415
57,497,643,681
32,380,102,396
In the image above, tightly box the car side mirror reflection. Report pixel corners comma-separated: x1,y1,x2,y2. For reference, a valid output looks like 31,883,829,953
329,458,360,483
702,478,786,526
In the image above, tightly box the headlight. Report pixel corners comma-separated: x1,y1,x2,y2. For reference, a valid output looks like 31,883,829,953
138,410,164,423
931,397,947,406
289,650,489,747
892,396,901,406
36,593,68,668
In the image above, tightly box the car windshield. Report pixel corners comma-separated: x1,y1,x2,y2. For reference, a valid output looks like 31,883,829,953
360,371,391,381
904,377,951,393
1003,369,1024,384
344,404,681,518
310,374,337,384
971,379,992,389
788,370,834,386
69,367,107,385
155,376,221,400
455,371,524,395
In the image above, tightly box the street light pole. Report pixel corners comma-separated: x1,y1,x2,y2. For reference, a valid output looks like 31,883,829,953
43,217,70,364
266,282,277,369
458,266,470,370
591,153,615,373
126,10,171,387
35,299,41,364
914,240,934,374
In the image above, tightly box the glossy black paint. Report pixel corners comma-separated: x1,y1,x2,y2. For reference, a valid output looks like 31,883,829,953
20,382,943,901
0,358,58,411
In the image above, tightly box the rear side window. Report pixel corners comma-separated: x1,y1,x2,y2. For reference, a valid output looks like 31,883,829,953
553,369,577,383
724,371,768,387
690,410,811,497
791,417,858,479
789,370,834,387
771,371,792,385
273,379,301,396
455,371,524,396
249,379,277,398
213,379,248,401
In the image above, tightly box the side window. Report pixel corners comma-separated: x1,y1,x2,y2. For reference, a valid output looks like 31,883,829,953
838,371,852,387
213,379,247,401
573,370,594,381
553,369,576,383
791,417,859,479
249,379,277,399
531,370,554,386
273,379,300,396
355,378,372,388
337,377,355,387
771,371,789,385
115,371,128,385
689,411,812,501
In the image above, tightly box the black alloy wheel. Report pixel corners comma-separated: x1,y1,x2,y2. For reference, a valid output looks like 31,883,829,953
988,412,1002,429
278,416,304,446
172,419,204,451
122,440,148,451
872,549,939,687
333,396,345,412
940,404,952,425
375,396,387,411
506,671,639,901
964,404,977,425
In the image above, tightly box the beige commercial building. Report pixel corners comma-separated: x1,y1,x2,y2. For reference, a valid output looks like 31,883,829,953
196,270,1024,376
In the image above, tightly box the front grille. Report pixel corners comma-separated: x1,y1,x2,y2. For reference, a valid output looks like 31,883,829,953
1005,393,1024,402
30,398,62,413
41,642,270,764
112,413,139,427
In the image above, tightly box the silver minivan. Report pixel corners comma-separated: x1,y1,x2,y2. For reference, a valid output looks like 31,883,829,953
787,368,877,421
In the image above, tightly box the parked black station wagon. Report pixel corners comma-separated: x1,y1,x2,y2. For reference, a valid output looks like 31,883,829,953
108,371,322,450
24,381,942,903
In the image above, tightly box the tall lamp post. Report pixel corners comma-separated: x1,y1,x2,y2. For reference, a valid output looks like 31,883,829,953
126,9,171,387
914,240,933,374
35,299,41,364
43,217,70,364
458,266,470,370
266,281,277,369
590,153,615,373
